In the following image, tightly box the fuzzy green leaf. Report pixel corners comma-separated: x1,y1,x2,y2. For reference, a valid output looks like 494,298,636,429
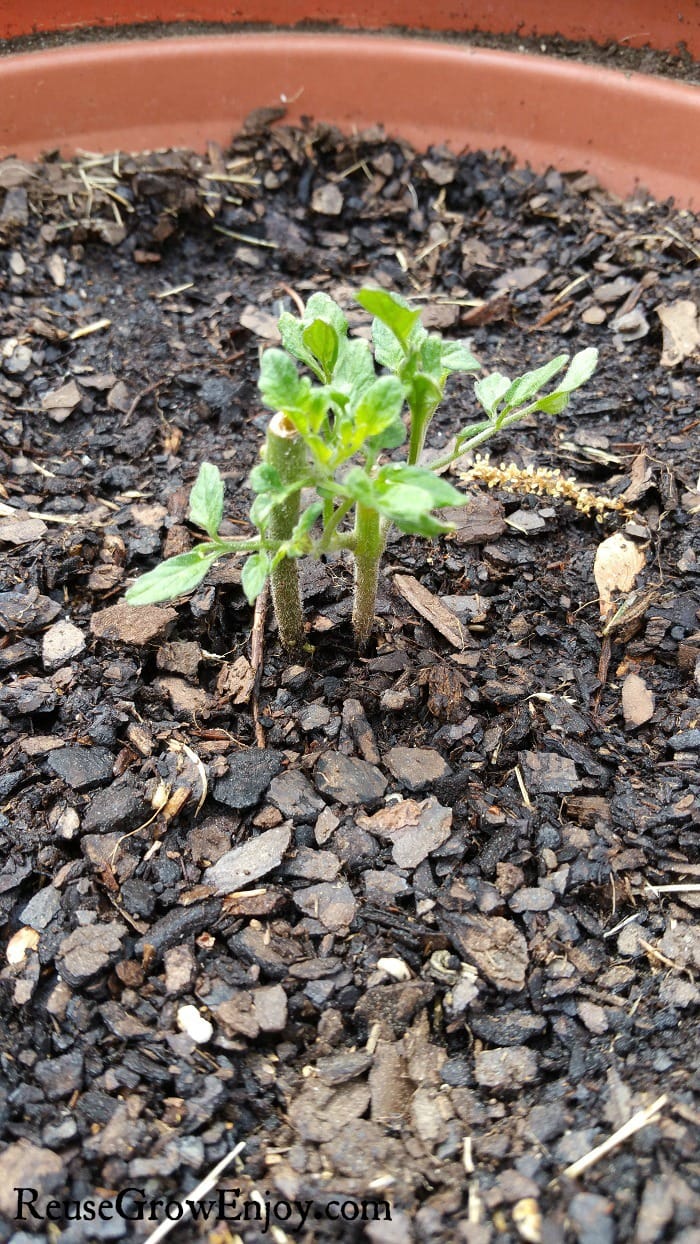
241,552,270,604
499,354,569,414
441,340,480,374
303,318,339,378
332,337,377,396
125,544,221,605
305,292,348,336
559,347,598,392
249,463,283,495
356,288,422,351
188,462,224,539
407,373,443,425
278,313,322,378
371,317,406,372
473,372,511,416
259,349,308,412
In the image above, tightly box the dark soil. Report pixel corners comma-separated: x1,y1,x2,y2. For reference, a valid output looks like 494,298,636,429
0,120,699,1244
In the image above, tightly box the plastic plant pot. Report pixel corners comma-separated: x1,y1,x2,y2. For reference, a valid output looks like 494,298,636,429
0,4,698,206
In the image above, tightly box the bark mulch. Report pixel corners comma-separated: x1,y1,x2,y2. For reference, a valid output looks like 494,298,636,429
0,117,699,1243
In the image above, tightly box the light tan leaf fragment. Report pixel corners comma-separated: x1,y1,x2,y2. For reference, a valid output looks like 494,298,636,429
393,574,465,649
656,299,700,366
593,533,646,621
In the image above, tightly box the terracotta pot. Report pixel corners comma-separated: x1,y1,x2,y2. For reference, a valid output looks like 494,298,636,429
1,8,698,207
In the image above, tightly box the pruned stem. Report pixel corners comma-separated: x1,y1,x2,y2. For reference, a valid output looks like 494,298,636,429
266,413,306,652
352,501,385,650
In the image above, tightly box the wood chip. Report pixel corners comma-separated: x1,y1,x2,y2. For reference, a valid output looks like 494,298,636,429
393,574,465,649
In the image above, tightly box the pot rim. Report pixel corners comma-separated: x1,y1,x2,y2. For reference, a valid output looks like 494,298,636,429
1,32,698,206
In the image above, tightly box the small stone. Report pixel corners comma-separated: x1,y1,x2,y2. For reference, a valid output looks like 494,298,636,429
34,1048,83,1100
621,672,655,728
56,921,127,986
582,305,606,325
509,887,555,914
577,1000,609,1034
294,881,357,931
164,945,197,994
20,885,61,930
91,602,177,645
81,774,149,834
363,869,411,903
214,749,283,809
203,824,291,893
155,675,211,717
268,769,326,820
41,619,86,670
311,182,344,215
315,752,387,807
48,745,114,791
314,805,340,845
568,1193,614,1244
317,1050,374,1086
254,983,288,1032
519,750,580,794
474,1046,539,1093
383,746,452,791
298,702,331,731
668,729,700,751
0,1141,65,1220
177,1004,213,1044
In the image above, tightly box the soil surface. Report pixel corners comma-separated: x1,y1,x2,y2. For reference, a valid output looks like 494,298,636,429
0,121,699,1244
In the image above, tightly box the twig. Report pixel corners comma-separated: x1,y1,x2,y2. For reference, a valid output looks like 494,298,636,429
143,1142,246,1244
562,1095,668,1180
251,580,270,749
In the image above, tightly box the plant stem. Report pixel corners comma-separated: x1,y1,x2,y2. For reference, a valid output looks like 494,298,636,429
352,501,385,650
265,412,306,651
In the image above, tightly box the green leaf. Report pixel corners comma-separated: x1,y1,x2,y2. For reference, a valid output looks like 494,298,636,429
420,334,444,381
371,317,406,372
376,463,466,510
249,462,283,495
441,340,480,374
343,463,467,537
559,347,598,392
407,373,443,425
259,349,307,412
188,463,224,539
291,502,323,545
278,313,323,378
125,544,221,605
302,318,339,379
332,337,376,396
353,375,405,438
241,552,270,604
530,392,571,415
305,292,348,336
356,288,422,351
473,372,511,416
499,354,569,413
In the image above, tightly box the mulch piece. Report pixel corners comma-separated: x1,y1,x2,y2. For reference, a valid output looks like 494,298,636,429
0,115,699,1243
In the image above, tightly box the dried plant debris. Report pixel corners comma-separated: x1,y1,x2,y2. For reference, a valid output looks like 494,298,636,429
0,124,698,1243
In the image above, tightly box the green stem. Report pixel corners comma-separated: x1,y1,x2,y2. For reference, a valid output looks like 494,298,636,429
352,502,385,650
317,497,354,555
265,413,306,651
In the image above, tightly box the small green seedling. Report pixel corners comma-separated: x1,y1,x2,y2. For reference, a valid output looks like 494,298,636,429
126,289,597,650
